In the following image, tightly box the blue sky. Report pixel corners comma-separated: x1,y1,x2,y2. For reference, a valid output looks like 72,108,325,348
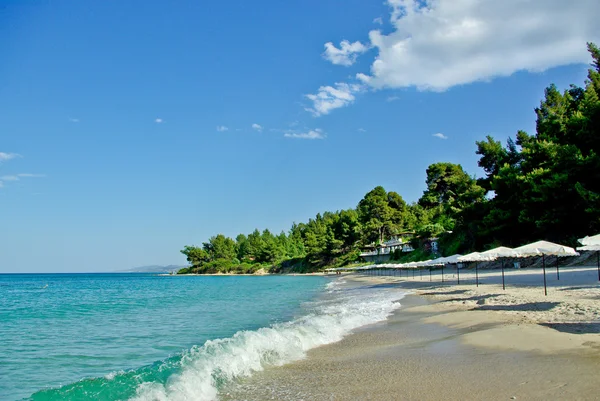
1,0,599,272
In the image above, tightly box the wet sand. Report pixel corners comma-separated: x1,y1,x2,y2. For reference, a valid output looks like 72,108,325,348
223,269,600,400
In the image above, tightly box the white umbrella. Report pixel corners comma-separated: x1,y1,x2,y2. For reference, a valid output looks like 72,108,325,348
441,254,464,284
442,254,463,264
479,246,518,259
479,246,518,290
425,257,447,266
458,252,491,262
513,240,579,295
578,234,600,247
577,234,600,281
513,240,578,257
458,252,494,287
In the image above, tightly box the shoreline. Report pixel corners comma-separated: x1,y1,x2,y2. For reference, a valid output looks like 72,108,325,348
158,272,327,276
224,267,600,400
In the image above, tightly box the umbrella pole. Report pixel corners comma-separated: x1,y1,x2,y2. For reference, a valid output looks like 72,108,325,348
441,264,444,283
475,262,479,287
543,254,547,296
429,268,432,282
556,257,560,280
412,268,415,278
501,260,505,291
457,264,460,284
597,251,599,282
420,268,422,280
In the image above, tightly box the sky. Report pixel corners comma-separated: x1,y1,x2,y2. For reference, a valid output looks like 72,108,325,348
1,0,599,272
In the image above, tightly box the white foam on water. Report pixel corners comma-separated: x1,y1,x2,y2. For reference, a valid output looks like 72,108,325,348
129,278,405,401
324,278,346,292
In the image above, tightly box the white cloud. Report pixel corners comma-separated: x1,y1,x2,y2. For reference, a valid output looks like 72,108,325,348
310,0,600,116
305,82,363,116
323,40,369,66
358,0,600,91
358,128,367,132
386,95,400,102
433,133,448,140
155,118,163,123
0,152,21,162
373,17,383,25
0,173,44,188
69,118,79,123
252,123,263,132
216,125,229,132
284,128,326,140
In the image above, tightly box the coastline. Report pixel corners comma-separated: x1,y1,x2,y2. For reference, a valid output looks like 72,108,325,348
224,267,600,400
159,272,326,276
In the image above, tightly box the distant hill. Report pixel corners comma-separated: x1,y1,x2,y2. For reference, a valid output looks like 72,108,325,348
117,265,185,273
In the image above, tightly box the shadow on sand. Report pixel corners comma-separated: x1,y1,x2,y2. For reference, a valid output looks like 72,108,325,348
420,289,470,296
540,322,600,334
477,302,560,312
441,294,502,303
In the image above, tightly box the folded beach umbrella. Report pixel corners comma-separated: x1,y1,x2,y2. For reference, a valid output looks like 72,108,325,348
513,240,578,295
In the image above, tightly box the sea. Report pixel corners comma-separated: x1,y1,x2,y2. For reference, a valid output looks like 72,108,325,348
0,273,405,401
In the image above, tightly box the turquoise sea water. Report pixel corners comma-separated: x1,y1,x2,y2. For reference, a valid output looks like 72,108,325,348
0,273,404,401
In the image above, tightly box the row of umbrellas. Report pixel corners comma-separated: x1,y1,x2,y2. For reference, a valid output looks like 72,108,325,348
329,236,600,296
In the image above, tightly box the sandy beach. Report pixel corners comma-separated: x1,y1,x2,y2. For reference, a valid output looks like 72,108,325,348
223,265,600,400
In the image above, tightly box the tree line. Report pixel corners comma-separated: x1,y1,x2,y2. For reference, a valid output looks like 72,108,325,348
179,43,600,274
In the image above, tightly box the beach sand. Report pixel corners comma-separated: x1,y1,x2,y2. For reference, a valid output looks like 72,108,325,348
223,266,600,400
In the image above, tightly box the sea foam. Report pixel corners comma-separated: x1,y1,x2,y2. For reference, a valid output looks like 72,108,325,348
129,279,404,401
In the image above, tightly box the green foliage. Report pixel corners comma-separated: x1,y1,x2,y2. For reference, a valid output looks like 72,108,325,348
179,43,600,273
457,43,600,247
357,186,408,244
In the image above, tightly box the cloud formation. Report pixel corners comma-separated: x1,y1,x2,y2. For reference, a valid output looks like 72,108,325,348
373,17,383,25
216,126,229,132
0,152,21,162
284,128,326,140
358,0,600,91
155,118,163,123
310,0,600,115
305,82,363,116
322,40,369,66
252,123,263,132
433,133,448,140
0,172,45,188
358,128,367,132
386,95,400,102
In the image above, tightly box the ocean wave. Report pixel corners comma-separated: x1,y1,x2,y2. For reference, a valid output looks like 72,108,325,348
130,282,404,401
324,278,346,292
30,279,404,401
